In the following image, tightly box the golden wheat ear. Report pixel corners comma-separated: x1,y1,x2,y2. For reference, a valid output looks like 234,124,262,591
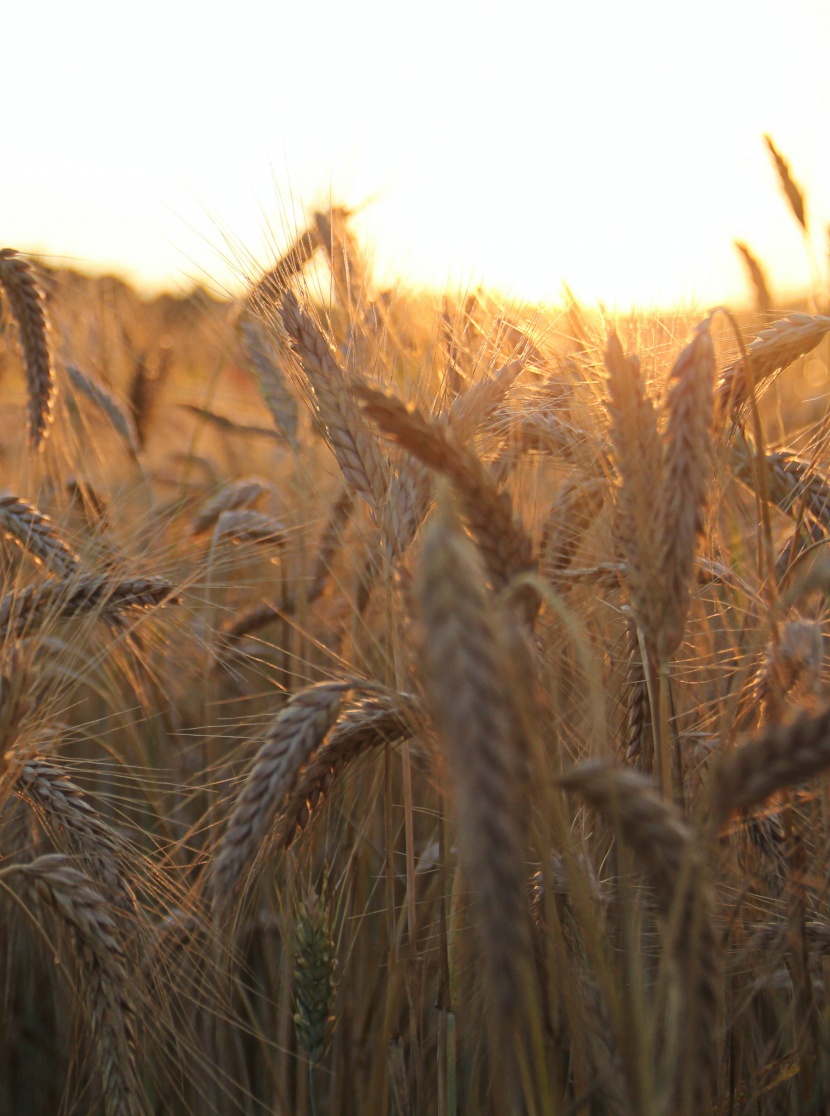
415,485,538,1071
657,317,717,659
212,681,355,910
0,249,55,450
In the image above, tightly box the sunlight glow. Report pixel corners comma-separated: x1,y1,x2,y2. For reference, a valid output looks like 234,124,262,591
4,0,830,310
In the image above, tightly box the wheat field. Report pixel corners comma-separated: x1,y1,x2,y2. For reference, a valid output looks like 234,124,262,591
1,158,830,1115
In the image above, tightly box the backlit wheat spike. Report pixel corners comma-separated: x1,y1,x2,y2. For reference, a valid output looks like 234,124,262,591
238,319,299,448
560,762,720,1115
358,384,538,620
13,854,148,1116
0,491,79,576
313,205,366,313
749,619,823,724
604,332,665,649
248,223,318,311
764,134,807,231
734,241,772,313
191,476,268,535
717,313,830,417
711,702,830,827
65,363,140,455
0,575,178,638
446,359,524,441
731,443,830,533
658,317,716,658
14,757,138,917
379,459,433,560
213,682,354,908
127,340,172,450
274,693,422,851
539,476,605,577
416,487,536,1047
0,249,55,450
281,291,390,508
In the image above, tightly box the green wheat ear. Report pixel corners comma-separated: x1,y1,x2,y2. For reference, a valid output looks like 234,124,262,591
293,884,337,1066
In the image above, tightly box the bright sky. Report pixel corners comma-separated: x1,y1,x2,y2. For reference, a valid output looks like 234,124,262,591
4,0,830,311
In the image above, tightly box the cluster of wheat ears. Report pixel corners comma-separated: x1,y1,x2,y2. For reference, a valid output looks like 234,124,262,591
1,145,830,1115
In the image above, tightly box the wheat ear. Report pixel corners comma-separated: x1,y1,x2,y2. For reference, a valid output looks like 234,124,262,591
734,241,772,313
274,693,421,851
0,491,79,576
658,317,716,658
717,313,830,417
65,363,140,455
238,319,299,448
604,332,665,649
710,702,830,826
764,133,807,231
14,757,138,917
415,487,536,1046
358,385,538,618
11,854,148,1116
213,682,354,908
0,249,54,450
281,291,389,508
539,476,605,577
0,575,178,638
